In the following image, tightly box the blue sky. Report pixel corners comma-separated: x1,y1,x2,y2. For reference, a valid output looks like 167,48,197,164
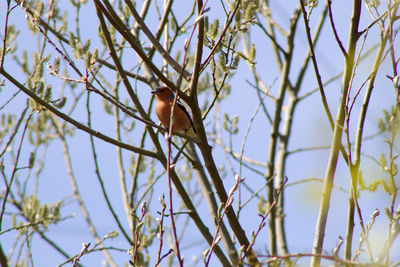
1,1,399,266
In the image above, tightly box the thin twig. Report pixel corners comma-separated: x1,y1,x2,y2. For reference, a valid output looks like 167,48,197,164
72,243,90,267
0,104,29,158
52,118,117,267
327,0,347,56
205,175,244,265
310,0,362,265
155,194,167,265
86,88,132,244
93,0,177,91
0,111,34,230
243,177,288,262
124,0,191,80
200,0,241,71
166,134,183,266
1,69,158,158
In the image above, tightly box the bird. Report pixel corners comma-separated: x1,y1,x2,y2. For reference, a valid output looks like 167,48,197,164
151,86,197,138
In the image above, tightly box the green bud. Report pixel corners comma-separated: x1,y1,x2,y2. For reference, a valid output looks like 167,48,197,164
28,152,35,168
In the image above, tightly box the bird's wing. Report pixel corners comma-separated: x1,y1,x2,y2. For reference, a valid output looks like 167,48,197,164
176,101,197,133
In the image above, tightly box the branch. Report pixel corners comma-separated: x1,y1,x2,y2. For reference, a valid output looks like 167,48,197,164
200,0,241,71
189,0,206,98
300,0,335,131
72,243,90,267
243,178,287,261
94,0,177,91
262,5,301,256
310,0,362,265
346,2,400,260
186,0,260,264
0,111,33,230
0,69,158,158
53,121,117,266
327,0,348,56
86,91,132,244
104,2,231,264
124,0,192,80
186,143,239,266
0,244,8,267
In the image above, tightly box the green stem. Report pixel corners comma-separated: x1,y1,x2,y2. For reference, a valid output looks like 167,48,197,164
311,1,362,266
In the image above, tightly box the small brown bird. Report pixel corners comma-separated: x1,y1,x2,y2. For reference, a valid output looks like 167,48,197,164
151,86,197,138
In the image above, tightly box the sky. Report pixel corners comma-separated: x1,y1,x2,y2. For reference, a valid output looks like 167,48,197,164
1,0,399,266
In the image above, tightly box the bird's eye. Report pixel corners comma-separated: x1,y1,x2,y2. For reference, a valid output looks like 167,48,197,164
160,89,165,92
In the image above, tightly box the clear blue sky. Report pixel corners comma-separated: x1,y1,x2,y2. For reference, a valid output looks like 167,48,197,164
1,1,399,266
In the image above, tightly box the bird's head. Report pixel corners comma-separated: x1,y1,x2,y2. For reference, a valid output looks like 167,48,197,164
151,86,174,100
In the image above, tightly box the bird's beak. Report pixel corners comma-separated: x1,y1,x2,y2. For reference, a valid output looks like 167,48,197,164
151,90,159,94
